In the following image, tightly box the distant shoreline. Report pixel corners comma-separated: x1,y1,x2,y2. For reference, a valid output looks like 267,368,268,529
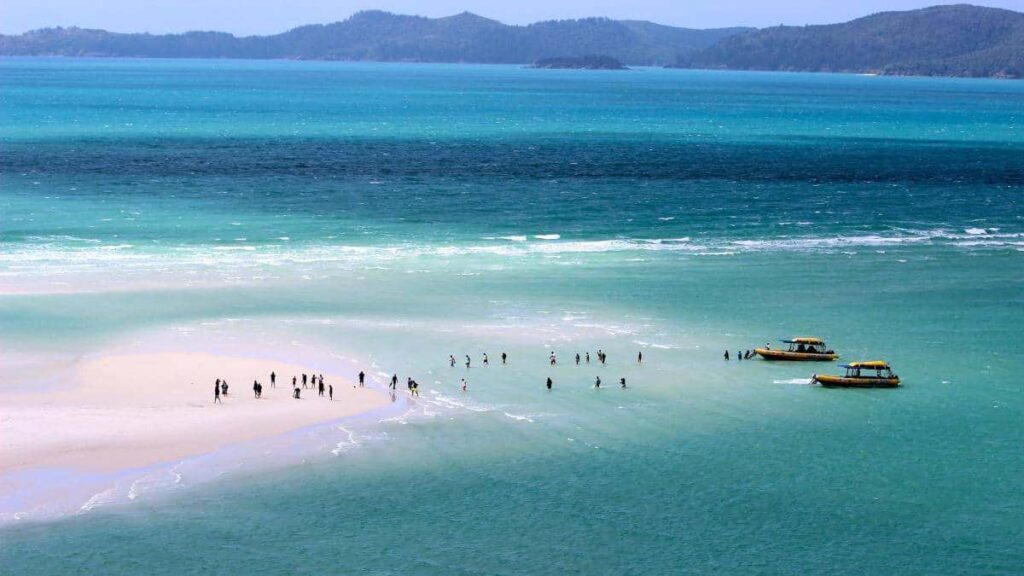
3,55,1020,82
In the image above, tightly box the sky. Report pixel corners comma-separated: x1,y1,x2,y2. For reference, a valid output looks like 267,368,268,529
2,0,1023,35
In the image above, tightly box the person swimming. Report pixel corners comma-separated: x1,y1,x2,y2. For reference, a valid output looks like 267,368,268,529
465,355,471,368
594,376,601,388
620,377,626,388
449,355,456,367
501,352,507,364
546,377,552,390
550,352,557,366
483,353,489,366
724,350,730,360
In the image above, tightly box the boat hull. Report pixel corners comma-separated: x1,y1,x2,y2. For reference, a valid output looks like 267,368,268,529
813,374,900,388
755,348,837,361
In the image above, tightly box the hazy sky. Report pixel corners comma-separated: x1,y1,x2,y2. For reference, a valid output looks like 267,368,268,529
2,0,1022,35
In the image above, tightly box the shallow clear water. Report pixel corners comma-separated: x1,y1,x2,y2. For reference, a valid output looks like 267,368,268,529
0,58,1022,574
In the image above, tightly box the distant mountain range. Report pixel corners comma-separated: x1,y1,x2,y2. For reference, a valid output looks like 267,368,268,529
675,4,1024,78
0,5,1021,78
0,11,748,66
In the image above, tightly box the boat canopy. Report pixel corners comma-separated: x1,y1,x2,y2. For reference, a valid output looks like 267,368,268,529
783,337,825,345
842,361,890,369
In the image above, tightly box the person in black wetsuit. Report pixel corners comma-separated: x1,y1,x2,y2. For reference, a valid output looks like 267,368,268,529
575,353,581,365
620,377,627,388
358,371,365,387
390,374,398,390
546,377,552,390
318,379,325,397
501,352,507,365
637,351,642,364
213,382,221,403
329,385,333,401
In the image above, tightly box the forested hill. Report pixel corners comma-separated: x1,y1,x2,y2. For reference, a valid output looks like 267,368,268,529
0,11,750,66
674,5,1024,78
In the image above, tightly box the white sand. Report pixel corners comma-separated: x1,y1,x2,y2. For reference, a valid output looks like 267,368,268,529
0,352,389,474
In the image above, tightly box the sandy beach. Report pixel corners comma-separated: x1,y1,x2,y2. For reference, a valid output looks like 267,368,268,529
0,352,390,475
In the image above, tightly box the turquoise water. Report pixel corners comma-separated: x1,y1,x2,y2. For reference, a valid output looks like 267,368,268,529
1,58,1022,574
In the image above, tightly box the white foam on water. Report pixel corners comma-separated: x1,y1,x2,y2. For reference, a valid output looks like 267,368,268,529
773,378,813,385
78,487,118,514
534,234,561,240
503,412,534,422
331,425,360,455
634,339,675,350
425,389,494,413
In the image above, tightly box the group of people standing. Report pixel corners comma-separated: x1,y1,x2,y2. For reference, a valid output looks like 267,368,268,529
724,349,756,361
212,348,644,404
213,379,229,403
451,352,508,368
214,369,358,403
451,349,640,392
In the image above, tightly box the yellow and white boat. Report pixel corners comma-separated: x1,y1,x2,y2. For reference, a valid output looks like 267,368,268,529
754,338,837,361
813,361,900,388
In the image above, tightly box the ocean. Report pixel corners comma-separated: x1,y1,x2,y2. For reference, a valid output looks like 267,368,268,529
0,58,1022,574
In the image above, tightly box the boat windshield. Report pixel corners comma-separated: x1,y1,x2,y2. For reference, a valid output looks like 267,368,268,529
789,343,823,353
844,367,893,378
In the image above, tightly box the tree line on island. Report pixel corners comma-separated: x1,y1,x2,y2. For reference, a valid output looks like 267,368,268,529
1,5,1020,79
